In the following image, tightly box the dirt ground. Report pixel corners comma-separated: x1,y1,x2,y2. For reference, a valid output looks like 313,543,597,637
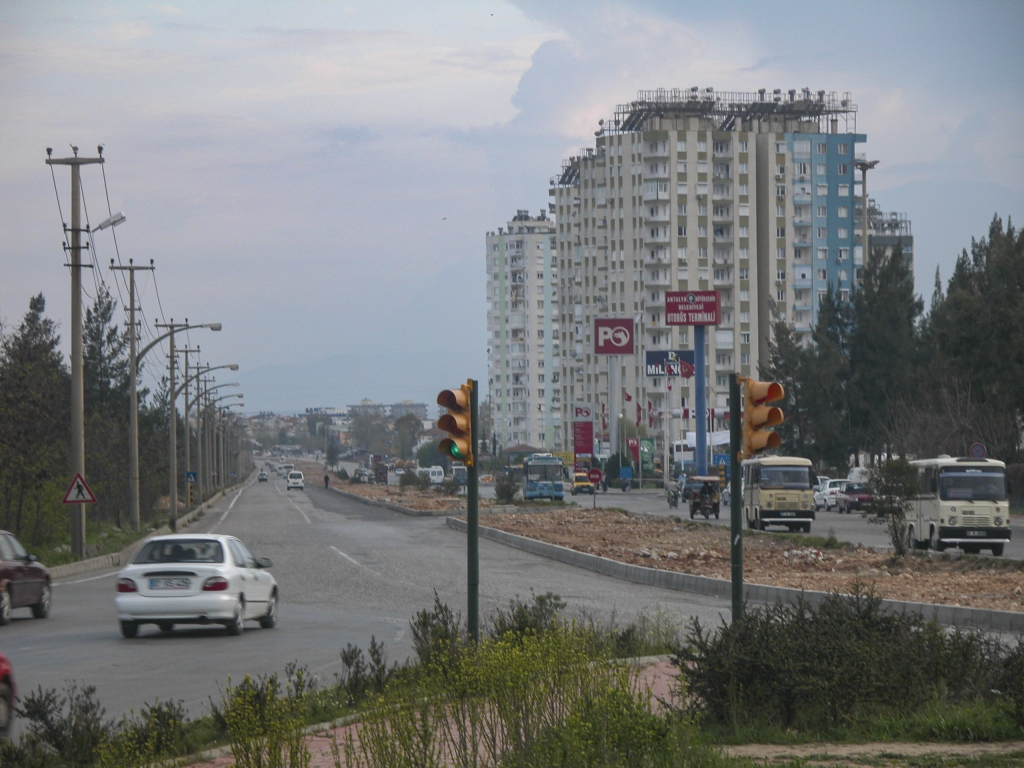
480,509,1024,613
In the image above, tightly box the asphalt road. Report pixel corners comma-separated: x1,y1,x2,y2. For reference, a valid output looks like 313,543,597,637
2,475,732,723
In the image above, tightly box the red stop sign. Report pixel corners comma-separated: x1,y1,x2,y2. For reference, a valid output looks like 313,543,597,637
588,468,603,484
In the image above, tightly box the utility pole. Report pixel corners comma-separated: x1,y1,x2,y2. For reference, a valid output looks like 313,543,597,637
46,146,104,558
729,373,743,621
178,346,200,509
156,319,186,528
109,259,153,531
855,159,879,267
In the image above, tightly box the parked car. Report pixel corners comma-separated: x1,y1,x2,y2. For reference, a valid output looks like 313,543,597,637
570,472,594,495
0,531,51,625
0,651,14,739
115,534,277,638
814,478,847,511
286,471,304,490
836,482,873,514
257,471,268,482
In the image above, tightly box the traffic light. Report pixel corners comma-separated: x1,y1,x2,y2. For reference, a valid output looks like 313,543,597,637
437,381,474,466
739,377,784,459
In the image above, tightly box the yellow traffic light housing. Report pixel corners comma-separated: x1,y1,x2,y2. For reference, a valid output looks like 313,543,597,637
739,377,784,459
437,381,474,466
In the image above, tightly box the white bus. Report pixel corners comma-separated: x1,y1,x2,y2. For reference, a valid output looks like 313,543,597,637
909,456,1011,556
741,456,817,533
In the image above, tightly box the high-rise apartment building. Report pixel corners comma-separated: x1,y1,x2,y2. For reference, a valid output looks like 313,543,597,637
550,87,865,458
486,210,560,450
858,198,914,287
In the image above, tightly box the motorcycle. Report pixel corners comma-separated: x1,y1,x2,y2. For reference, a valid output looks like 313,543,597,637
667,489,679,509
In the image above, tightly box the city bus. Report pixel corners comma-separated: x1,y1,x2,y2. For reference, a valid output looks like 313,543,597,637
523,454,565,501
741,456,816,532
908,456,1011,556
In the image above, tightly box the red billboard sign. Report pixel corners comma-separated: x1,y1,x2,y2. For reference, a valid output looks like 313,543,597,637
666,291,720,326
573,420,594,458
594,318,635,355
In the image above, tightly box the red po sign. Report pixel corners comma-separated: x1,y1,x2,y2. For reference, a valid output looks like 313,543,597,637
594,318,634,355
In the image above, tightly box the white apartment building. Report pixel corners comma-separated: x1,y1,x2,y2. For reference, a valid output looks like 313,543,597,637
551,87,862,458
486,210,560,450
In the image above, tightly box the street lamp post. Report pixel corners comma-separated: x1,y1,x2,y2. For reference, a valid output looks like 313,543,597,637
855,159,879,268
174,365,237,506
151,320,222,530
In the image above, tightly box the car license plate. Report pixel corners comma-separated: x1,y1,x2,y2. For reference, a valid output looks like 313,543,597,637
781,511,795,517
966,530,986,537
150,578,190,590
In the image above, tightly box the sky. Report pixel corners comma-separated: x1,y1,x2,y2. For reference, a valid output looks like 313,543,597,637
2,0,1022,414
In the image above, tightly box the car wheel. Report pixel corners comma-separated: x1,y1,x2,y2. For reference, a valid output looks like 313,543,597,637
226,600,245,636
803,523,812,533
120,620,138,638
0,588,11,626
32,583,51,619
0,682,12,739
260,592,278,629
758,519,766,531
930,527,944,552
991,544,1004,557
158,622,174,633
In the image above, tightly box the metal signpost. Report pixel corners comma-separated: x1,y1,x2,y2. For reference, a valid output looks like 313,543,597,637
594,318,634,469
666,291,720,476
587,468,602,508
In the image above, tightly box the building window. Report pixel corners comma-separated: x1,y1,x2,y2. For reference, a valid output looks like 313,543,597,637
817,205,827,217
837,205,849,218
739,226,748,237
817,227,827,238
838,184,850,196
776,142,786,154
816,163,827,176
839,269,849,281
838,227,849,238
796,162,810,176
740,311,750,322
817,142,827,154
738,162,748,174
838,164,848,175
738,140,748,152
697,182,708,195
777,289,786,301
777,247,785,259
839,288,850,301
698,267,709,280
817,269,827,280
776,164,786,176
739,268,749,280
838,143,848,154
741,332,751,344
777,269,786,281
698,225,708,237
698,140,707,151
741,353,750,365
716,374,728,387
538,389,545,397
776,184,786,197
838,248,849,262
817,247,827,261
777,227,786,238
739,183,749,194
678,225,687,236
816,184,828,196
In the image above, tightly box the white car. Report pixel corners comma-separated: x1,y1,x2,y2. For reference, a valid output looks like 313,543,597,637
115,534,277,638
286,471,304,490
814,478,847,511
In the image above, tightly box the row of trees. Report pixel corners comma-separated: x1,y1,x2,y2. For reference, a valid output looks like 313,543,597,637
765,215,1023,472
0,290,174,550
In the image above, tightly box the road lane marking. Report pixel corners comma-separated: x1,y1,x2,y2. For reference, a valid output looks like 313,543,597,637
330,545,381,576
209,483,252,532
53,570,118,586
275,483,311,523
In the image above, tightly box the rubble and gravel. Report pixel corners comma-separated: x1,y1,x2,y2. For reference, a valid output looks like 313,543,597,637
480,509,1024,613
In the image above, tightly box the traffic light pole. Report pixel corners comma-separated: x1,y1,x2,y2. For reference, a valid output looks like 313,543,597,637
467,379,479,643
729,373,743,622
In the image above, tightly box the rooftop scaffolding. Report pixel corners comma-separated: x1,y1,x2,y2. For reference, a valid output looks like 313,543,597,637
606,87,857,134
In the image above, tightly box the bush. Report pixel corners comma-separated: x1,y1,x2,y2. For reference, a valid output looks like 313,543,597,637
676,587,1017,737
489,592,566,640
215,667,311,768
437,477,461,496
335,467,349,481
493,472,519,504
398,470,430,491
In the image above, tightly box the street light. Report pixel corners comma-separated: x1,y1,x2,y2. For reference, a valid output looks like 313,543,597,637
150,319,222,531
174,365,238,508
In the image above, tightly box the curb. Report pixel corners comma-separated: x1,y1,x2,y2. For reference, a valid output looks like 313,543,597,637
446,518,1024,634
325,484,457,517
49,480,248,581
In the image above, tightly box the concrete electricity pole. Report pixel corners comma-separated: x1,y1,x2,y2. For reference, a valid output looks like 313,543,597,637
109,259,153,531
177,346,201,509
154,320,222,528
46,146,104,558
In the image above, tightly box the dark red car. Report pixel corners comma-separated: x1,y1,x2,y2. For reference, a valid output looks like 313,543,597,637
0,651,14,738
0,530,51,624
837,482,873,514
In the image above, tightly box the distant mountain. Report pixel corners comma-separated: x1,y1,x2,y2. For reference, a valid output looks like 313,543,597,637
239,350,486,415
